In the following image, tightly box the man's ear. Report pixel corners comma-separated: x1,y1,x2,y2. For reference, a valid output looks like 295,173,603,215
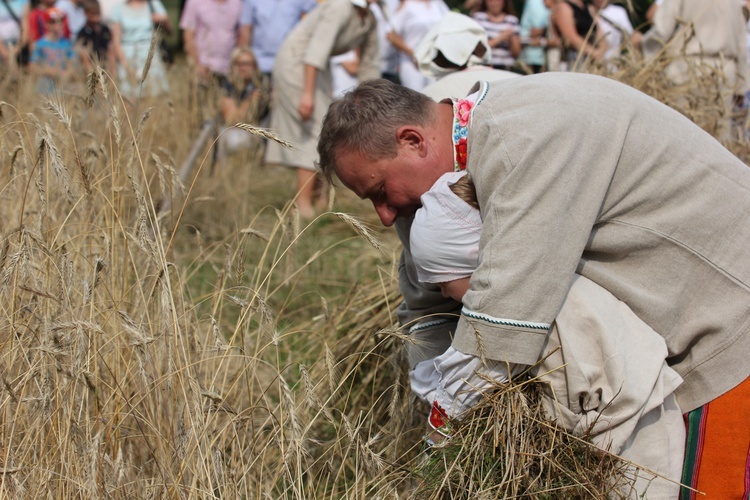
395,126,426,155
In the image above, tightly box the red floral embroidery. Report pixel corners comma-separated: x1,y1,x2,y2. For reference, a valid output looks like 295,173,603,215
455,138,468,171
452,97,473,171
429,401,450,430
456,99,472,127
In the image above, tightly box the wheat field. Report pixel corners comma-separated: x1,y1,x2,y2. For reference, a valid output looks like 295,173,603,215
0,39,747,498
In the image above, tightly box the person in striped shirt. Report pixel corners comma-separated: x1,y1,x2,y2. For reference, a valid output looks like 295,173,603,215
471,0,521,71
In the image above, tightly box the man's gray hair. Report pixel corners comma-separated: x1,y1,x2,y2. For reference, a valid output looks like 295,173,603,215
317,79,435,183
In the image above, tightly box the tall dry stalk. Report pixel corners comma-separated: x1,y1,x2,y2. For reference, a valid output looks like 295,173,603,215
0,41,747,499
0,65,414,498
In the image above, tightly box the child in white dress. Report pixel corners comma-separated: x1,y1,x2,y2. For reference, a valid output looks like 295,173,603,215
409,170,685,499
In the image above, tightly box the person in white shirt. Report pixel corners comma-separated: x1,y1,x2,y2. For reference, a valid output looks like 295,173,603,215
592,0,633,64
408,171,684,498
387,0,449,90
369,0,400,81
330,49,359,99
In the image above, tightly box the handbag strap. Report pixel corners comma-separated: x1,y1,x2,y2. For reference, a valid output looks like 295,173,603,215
0,0,22,27
146,0,164,30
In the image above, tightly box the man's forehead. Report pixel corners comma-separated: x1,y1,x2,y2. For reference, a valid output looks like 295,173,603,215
334,150,382,198
336,147,370,168
335,149,376,176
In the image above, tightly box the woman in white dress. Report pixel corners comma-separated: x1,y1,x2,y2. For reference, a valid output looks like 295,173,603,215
110,0,171,98
265,0,380,218
0,0,29,75
387,0,449,90
591,0,633,65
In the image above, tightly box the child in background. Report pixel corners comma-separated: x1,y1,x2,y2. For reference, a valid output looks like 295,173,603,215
409,170,685,498
28,0,70,46
30,7,76,94
76,0,113,71
217,46,270,159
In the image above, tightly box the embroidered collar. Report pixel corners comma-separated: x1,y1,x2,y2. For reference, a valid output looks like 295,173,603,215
451,92,479,171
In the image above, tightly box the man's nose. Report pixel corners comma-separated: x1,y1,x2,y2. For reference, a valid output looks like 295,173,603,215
373,202,398,227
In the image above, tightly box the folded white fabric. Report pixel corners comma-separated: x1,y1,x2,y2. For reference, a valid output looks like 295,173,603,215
410,171,481,283
414,11,491,79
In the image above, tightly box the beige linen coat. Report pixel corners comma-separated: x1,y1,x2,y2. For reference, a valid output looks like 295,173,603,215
541,275,684,498
642,0,747,138
398,73,750,413
266,0,380,170
642,0,747,94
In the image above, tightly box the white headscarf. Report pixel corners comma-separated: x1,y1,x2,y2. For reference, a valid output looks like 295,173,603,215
351,0,369,7
410,172,482,284
414,12,492,80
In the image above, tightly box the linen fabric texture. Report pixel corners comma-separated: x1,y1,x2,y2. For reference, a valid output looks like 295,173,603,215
408,172,685,496
413,11,491,80
396,72,750,414
411,277,685,498
410,171,481,283
265,0,380,170
642,0,748,94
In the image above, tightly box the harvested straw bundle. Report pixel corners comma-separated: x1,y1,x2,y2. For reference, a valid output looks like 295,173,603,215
305,275,632,498
414,377,632,499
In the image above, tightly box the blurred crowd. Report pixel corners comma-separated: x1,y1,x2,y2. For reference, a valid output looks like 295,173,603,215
2,0,748,212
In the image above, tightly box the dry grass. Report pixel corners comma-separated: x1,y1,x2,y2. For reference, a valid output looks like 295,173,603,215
579,28,749,145
414,379,628,498
0,61,400,498
0,37,747,499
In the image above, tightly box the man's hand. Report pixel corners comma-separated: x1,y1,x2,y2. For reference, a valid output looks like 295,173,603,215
426,429,446,445
489,29,513,47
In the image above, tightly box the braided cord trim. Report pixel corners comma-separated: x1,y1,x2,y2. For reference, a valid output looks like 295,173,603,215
408,318,455,334
461,307,550,331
